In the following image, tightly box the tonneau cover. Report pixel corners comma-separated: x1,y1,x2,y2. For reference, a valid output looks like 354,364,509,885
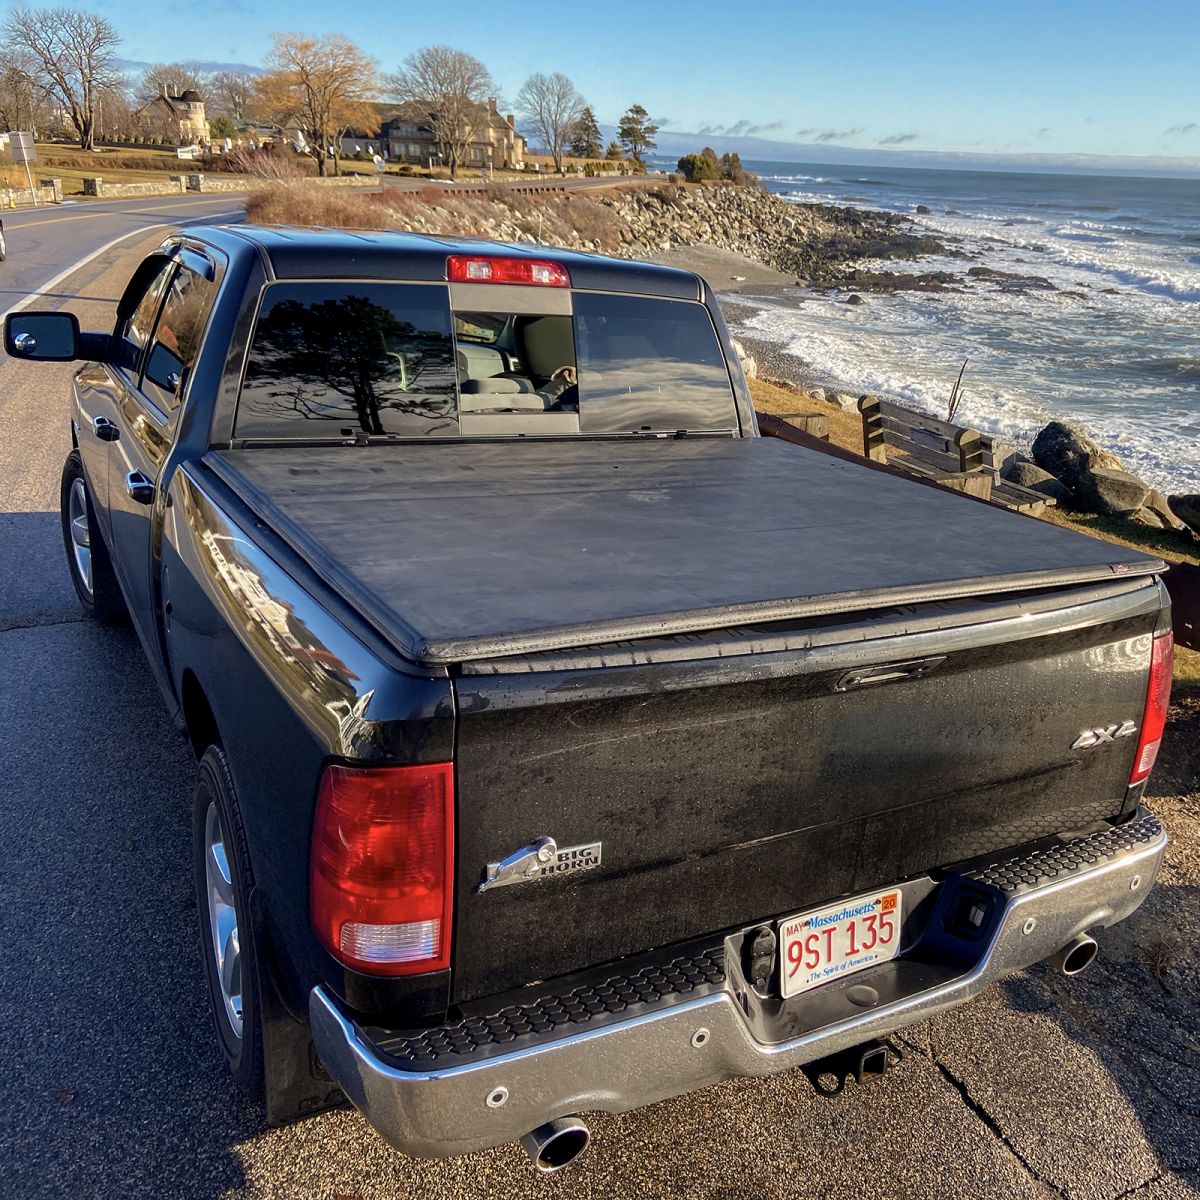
204,439,1162,665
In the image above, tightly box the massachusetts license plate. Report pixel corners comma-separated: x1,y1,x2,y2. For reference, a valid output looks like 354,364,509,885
779,888,902,999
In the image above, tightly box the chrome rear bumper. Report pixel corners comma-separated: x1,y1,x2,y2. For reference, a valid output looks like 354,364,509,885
310,809,1166,1159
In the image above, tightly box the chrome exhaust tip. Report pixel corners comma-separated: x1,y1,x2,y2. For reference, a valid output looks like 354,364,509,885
520,1116,591,1173
1049,933,1099,976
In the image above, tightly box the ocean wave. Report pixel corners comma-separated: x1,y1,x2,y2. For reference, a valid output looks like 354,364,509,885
1126,356,1200,383
728,296,1200,493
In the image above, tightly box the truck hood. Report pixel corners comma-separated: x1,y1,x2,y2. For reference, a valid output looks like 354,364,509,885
206,439,1162,665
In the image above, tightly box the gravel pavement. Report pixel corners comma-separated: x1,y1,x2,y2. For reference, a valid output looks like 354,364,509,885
2,217,1199,1200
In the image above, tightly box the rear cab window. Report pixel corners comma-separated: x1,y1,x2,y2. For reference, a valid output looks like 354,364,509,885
234,277,739,441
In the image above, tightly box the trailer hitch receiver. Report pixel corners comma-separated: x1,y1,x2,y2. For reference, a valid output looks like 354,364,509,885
801,1038,902,1097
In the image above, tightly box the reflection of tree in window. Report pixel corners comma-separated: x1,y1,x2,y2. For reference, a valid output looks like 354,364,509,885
156,271,212,368
246,294,456,434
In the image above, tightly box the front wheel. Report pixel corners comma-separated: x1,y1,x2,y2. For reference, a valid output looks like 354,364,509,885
60,450,125,622
192,745,265,1098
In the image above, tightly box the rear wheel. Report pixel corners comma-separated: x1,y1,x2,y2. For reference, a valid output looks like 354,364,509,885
60,450,125,622
192,745,264,1098
0,224,7,261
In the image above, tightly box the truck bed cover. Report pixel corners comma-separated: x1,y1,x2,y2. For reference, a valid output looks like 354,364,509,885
204,438,1163,666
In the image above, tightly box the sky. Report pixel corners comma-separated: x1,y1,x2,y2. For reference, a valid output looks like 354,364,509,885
99,0,1200,174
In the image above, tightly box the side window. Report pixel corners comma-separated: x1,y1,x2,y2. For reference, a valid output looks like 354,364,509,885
117,259,175,374
143,264,217,412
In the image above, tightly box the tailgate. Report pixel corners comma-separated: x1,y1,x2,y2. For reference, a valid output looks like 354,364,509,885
449,577,1164,1003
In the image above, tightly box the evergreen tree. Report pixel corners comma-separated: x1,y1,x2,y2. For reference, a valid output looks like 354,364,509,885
617,103,657,168
568,104,603,158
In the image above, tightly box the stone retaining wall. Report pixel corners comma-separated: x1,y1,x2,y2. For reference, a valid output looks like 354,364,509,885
1,179,62,208
79,172,378,199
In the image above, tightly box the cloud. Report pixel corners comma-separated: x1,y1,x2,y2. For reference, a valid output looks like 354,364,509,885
1037,127,1052,137
795,127,815,137
877,132,918,145
815,128,864,143
696,118,785,138
1166,122,1198,135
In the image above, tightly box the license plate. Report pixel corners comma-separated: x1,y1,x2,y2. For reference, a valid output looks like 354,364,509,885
779,888,902,999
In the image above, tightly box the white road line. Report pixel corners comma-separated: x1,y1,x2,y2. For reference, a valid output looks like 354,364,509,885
0,207,244,323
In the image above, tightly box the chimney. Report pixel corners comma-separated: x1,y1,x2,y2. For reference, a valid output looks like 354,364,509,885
506,113,515,129
487,96,497,115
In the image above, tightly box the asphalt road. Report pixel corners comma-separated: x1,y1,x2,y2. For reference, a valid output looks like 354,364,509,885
1,201,1199,1200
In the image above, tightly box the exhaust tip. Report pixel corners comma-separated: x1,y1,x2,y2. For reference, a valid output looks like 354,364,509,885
520,1116,591,1173
1049,933,1099,976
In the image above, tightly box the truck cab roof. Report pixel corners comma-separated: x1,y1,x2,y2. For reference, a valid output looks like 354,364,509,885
192,224,704,299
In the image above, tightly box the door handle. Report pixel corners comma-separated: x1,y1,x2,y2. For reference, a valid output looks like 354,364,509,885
125,471,155,505
92,416,120,442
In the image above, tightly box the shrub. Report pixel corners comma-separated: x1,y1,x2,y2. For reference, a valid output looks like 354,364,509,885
676,152,719,182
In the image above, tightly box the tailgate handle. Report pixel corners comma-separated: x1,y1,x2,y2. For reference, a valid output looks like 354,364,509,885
835,656,946,692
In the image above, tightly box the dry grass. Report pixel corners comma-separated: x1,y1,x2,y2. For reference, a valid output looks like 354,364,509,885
244,180,378,227
749,376,863,450
242,180,630,251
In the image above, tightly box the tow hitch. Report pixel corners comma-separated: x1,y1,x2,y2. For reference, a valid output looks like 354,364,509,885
801,1038,903,1097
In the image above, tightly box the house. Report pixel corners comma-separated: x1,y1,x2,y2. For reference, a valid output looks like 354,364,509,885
132,88,210,145
356,98,526,168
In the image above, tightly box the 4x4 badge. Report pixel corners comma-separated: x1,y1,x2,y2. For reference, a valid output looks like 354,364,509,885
1072,720,1138,749
477,836,602,892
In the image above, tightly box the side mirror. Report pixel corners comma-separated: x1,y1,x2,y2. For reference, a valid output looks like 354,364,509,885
5,311,81,361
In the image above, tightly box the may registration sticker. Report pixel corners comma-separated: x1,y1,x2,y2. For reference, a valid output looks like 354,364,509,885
779,889,902,999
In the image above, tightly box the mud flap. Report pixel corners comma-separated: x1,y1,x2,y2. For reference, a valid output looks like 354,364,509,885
250,889,347,1126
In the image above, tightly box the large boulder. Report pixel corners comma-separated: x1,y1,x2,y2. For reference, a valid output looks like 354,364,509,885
1003,460,1073,503
1168,494,1200,535
1031,421,1123,488
1139,491,1187,531
1073,466,1150,516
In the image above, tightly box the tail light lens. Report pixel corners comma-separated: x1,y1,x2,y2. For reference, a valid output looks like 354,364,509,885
311,763,453,975
447,254,570,286
1129,631,1173,786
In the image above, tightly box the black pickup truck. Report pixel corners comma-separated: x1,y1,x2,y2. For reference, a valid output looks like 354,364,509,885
8,227,1174,1173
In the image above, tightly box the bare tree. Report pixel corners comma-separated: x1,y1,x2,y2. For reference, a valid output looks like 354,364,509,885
0,47,49,132
515,72,583,174
3,6,120,149
209,69,256,120
387,45,495,179
137,61,202,103
257,34,378,176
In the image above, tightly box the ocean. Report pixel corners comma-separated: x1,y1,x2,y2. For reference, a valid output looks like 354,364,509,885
707,159,1199,494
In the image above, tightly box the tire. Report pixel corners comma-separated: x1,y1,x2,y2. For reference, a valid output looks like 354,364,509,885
60,450,126,622
0,226,7,262
192,745,265,1099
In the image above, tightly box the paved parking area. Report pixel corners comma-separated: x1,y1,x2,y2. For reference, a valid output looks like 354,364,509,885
2,228,1198,1200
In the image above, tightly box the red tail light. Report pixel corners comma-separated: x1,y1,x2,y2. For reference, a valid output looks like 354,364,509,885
1129,631,1173,786
311,763,453,975
447,254,570,286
